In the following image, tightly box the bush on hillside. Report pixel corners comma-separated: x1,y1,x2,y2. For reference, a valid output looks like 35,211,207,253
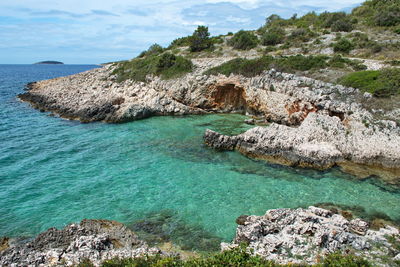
289,28,317,42
320,12,347,28
138,44,164,58
204,55,332,77
374,5,400,26
169,37,191,48
112,53,193,82
189,26,213,52
333,38,355,54
339,68,400,97
331,19,354,32
261,28,285,46
228,30,259,50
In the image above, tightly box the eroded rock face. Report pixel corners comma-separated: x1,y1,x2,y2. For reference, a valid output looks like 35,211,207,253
204,112,400,184
0,219,163,266
223,207,400,266
18,60,363,126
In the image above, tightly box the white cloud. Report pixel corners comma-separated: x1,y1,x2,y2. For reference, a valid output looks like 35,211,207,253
0,0,365,63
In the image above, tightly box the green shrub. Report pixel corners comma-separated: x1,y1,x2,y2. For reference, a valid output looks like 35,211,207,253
169,36,191,48
371,43,383,53
100,248,374,267
387,60,400,66
333,38,355,54
331,19,354,32
77,258,95,267
339,68,400,97
211,36,224,45
204,55,330,77
350,32,370,48
265,46,277,53
138,44,164,58
189,26,213,52
374,6,400,26
320,12,348,28
289,28,316,42
352,0,400,27
228,30,259,50
204,57,274,77
328,55,367,70
157,53,176,69
318,253,372,267
261,28,285,46
394,28,400,34
112,53,193,82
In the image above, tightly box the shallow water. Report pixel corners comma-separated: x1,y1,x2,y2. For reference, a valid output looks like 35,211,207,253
1,65,399,247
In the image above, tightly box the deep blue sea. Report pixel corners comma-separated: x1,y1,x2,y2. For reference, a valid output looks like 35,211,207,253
1,64,399,249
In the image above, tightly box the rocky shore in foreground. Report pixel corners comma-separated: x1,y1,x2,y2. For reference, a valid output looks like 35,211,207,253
1,207,399,266
223,206,400,266
18,58,400,183
0,219,164,266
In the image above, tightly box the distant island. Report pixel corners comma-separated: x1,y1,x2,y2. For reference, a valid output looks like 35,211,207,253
34,61,64,65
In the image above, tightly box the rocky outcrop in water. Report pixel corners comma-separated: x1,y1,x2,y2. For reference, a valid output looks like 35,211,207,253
222,206,400,266
0,219,163,266
18,58,400,182
204,112,400,185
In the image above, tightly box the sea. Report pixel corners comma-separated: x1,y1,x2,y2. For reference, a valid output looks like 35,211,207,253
0,64,399,250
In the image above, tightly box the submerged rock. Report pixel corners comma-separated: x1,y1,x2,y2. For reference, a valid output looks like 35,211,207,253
223,206,400,266
0,219,164,266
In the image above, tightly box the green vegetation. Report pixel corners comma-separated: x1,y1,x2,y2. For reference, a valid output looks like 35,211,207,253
112,53,193,82
138,44,164,58
79,245,373,267
189,26,213,52
169,36,191,49
333,38,355,54
228,30,259,50
339,68,400,97
320,253,371,267
261,28,285,46
353,0,400,27
328,55,367,71
204,55,365,78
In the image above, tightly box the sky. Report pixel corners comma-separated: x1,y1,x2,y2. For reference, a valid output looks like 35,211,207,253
0,0,364,64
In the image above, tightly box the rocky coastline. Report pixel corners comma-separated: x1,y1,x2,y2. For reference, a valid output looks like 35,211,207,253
1,207,399,266
18,58,400,183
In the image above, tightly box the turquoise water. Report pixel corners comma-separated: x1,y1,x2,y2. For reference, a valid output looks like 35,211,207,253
1,65,399,247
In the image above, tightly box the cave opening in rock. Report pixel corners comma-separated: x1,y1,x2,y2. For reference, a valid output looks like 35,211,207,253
211,83,247,113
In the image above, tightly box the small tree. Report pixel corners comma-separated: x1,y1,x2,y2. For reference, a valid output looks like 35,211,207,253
189,26,212,52
228,30,259,50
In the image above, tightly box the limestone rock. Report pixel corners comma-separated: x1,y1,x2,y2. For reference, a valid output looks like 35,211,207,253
226,207,400,266
0,219,164,266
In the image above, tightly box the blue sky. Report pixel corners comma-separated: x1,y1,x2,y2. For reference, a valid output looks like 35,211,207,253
0,0,363,64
